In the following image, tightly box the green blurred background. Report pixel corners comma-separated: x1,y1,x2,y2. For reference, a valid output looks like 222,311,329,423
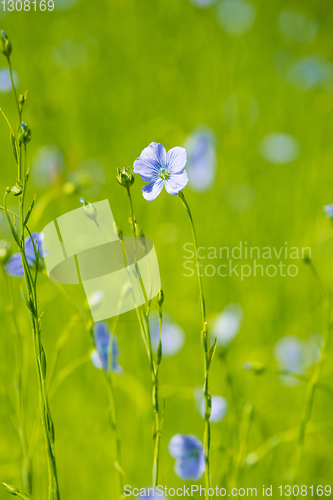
1,0,333,498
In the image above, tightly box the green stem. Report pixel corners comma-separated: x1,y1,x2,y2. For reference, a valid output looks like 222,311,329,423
126,187,162,487
103,370,123,499
4,56,61,499
2,269,32,495
178,192,211,497
291,261,330,487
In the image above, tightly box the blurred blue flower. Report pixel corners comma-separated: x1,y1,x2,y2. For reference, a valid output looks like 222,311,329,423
274,336,312,386
169,434,205,480
133,142,188,201
211,303,243,347
217,0,256,36
6,232,46,278
184,126,217,192
278,9,318,45
287,55,333,92
0,67,18,94
31,146,64,188
324,205,333,219
91,322,122,374
259,133,300,165
194,387,228,423
149,311,185,357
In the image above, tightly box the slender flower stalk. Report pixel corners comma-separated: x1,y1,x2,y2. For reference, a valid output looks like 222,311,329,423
1,35,60,500
178,191,213,497
291,259,330,488
117,170,164,487
1,267,32,494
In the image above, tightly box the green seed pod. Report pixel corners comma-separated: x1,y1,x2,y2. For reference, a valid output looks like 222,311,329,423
116,167,134,188
11,185,23,196
18,122,31,144
0,30,12,57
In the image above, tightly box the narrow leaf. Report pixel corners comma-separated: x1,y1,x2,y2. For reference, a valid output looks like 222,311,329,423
24,194,36,227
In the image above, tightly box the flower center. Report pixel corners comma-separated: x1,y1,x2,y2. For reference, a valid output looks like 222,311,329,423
160,167,170,180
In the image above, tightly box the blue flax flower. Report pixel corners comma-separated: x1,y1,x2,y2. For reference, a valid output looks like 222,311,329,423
133,142,188,200
91,322,122,374
6,232,45,278
169,434,205,480
324,205,333,219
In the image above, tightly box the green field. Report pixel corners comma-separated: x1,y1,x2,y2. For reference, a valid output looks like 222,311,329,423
0,0,333,498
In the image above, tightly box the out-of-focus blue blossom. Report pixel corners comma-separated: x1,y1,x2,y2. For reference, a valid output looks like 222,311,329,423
217,0,256,36
53,39,87,70
323,205,333,219
31,146,64,188
169,434,205,480
278,9,318,45
91,322,122,374
184,126,217,192
189,0,216,8
149,311,185,357
224,183,256,213
0,67,18,94
54,0,78,10
287,55,333,92
6,233,46,278
274,335,321,386
259,133,300,165
194,387,228,423
211,303,243,347
134,142,188,201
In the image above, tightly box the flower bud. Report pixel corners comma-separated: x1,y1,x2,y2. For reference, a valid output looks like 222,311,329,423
0,30,12,57
117,167,134,188
157,289,164,307
18,122,31,144
80,197,97,221
0,240,11,265
11,185,23,196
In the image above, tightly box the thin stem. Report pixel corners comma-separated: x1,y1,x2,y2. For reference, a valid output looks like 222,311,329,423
126,187,163,487
103,371,123,498
2,268,32,495
6,56,21,122
178,192,211,497
291,261,330,487
4,56,61,499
